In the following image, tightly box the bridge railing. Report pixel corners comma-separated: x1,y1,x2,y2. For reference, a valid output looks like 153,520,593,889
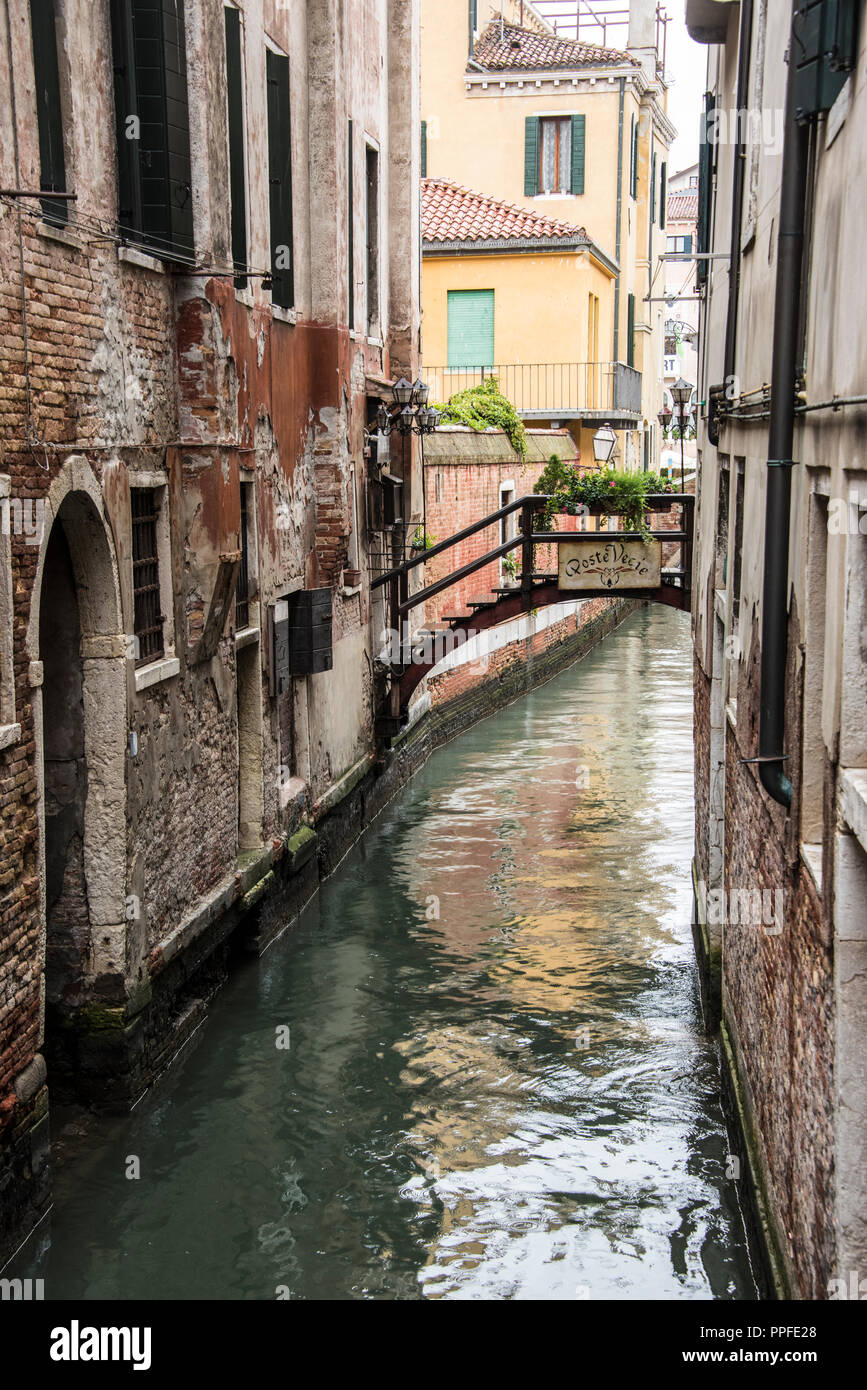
372,493,695,638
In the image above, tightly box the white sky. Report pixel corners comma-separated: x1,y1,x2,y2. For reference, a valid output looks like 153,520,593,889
531,2,708,175
664,4,708,173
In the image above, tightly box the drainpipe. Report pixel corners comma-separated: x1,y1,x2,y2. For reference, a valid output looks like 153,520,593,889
758,2,809,809
613,78,625,363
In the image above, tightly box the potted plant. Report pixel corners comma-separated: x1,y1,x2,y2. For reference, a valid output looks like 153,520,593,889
501,553,520,587
533,456,676,538
410,526,436,553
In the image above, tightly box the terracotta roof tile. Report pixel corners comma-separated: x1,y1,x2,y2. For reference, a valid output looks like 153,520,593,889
471,20,636,72
667,191,698,223
422,178,589,245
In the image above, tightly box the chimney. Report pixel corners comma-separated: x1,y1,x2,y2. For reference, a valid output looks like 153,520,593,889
627,0,658,78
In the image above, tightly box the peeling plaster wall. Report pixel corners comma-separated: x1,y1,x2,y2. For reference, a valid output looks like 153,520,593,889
0,0,420,1256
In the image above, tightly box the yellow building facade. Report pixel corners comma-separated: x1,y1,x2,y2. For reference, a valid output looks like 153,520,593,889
420,0,675,469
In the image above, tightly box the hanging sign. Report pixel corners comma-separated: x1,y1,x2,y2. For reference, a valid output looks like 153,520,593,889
558,537,661,591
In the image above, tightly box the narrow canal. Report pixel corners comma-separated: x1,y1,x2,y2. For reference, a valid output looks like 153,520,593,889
18,605,756,1300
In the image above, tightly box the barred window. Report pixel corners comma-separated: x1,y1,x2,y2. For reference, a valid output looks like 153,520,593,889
131,488,164,665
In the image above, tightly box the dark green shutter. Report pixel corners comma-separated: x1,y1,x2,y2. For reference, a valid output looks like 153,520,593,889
683,233,693,254
225,6,247,287
30,0,67,225
570,114,585,195
627,292,635,368
696,95,714,286
447,289,494,368
421,120,427,178
659,160,667,228
524,116,539,196
266,48,294,309
110,0,194,260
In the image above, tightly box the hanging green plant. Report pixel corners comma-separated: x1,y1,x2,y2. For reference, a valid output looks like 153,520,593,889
433,376,528,462
533,456,675,538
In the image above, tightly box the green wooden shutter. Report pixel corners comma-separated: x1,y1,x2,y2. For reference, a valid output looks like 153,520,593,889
421,120,427,177
266,48,294,308
627,292,635,368
570,114,585,195
447,290,494,368
110,0,194,260
225,6,247,287
660,160,667,228
696,95,714,286
524,116,539,196
683,233,693,254
30,0,67,225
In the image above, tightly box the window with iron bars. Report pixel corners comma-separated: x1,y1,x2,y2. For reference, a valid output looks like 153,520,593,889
236,482,251,630
131,488,164,665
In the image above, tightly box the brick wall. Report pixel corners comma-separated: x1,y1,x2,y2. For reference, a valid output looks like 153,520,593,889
721,740,834,1299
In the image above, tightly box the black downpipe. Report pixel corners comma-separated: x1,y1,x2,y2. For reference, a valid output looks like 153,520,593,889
759,5,810,808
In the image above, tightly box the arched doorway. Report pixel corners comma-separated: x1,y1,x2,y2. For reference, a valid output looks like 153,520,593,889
32,482,128,1104
40,520,88,1096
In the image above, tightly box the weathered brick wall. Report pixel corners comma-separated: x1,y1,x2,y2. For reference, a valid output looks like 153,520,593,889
423,454,585,622
722,739,834,1299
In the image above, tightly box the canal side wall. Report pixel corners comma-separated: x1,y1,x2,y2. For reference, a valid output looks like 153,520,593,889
692,652,834,1302
0,0,424,1267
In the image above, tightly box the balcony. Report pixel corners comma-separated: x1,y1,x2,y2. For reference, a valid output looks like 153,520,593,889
426,363,643,426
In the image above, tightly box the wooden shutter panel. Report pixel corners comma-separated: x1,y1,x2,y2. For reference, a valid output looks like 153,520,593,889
570,114,585,195
225,5,247,287
696,95,714,285
30,0,68,225
659,161,667,228
683,233,693,254
524,116,539,196
627,292,635,368
110,0,194,260
447,290,494,369
266,48,294,308
421,120,427,178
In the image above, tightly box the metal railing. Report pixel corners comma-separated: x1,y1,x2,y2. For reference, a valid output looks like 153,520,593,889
426,362,642,417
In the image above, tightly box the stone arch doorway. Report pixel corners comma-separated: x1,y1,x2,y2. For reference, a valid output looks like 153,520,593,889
31,479,128,1104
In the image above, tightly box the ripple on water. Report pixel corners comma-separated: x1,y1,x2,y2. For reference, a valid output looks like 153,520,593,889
12,607,755,1301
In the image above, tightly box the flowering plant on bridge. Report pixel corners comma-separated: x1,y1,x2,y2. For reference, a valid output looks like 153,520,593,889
534,457,675,537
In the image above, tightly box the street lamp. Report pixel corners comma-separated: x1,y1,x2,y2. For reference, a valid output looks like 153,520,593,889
376,380,440,438
592,423,617,465
670,378,693,494
657,403,672,434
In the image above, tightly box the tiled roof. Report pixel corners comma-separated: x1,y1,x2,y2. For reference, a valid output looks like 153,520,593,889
471,20,636,72
667,191,698,223
422,178,588,245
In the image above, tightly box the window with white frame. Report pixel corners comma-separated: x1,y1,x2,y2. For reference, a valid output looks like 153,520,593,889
128,476,175,679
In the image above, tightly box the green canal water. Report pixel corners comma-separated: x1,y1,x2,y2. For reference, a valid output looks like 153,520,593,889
15,605,756,1300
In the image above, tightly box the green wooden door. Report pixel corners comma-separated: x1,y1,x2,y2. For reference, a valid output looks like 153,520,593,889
447,289,494,368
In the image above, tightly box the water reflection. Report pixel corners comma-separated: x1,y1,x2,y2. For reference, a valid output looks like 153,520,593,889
14,606,755,1300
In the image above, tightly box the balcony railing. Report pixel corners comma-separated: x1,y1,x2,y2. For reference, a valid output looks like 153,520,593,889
426,363,643,419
